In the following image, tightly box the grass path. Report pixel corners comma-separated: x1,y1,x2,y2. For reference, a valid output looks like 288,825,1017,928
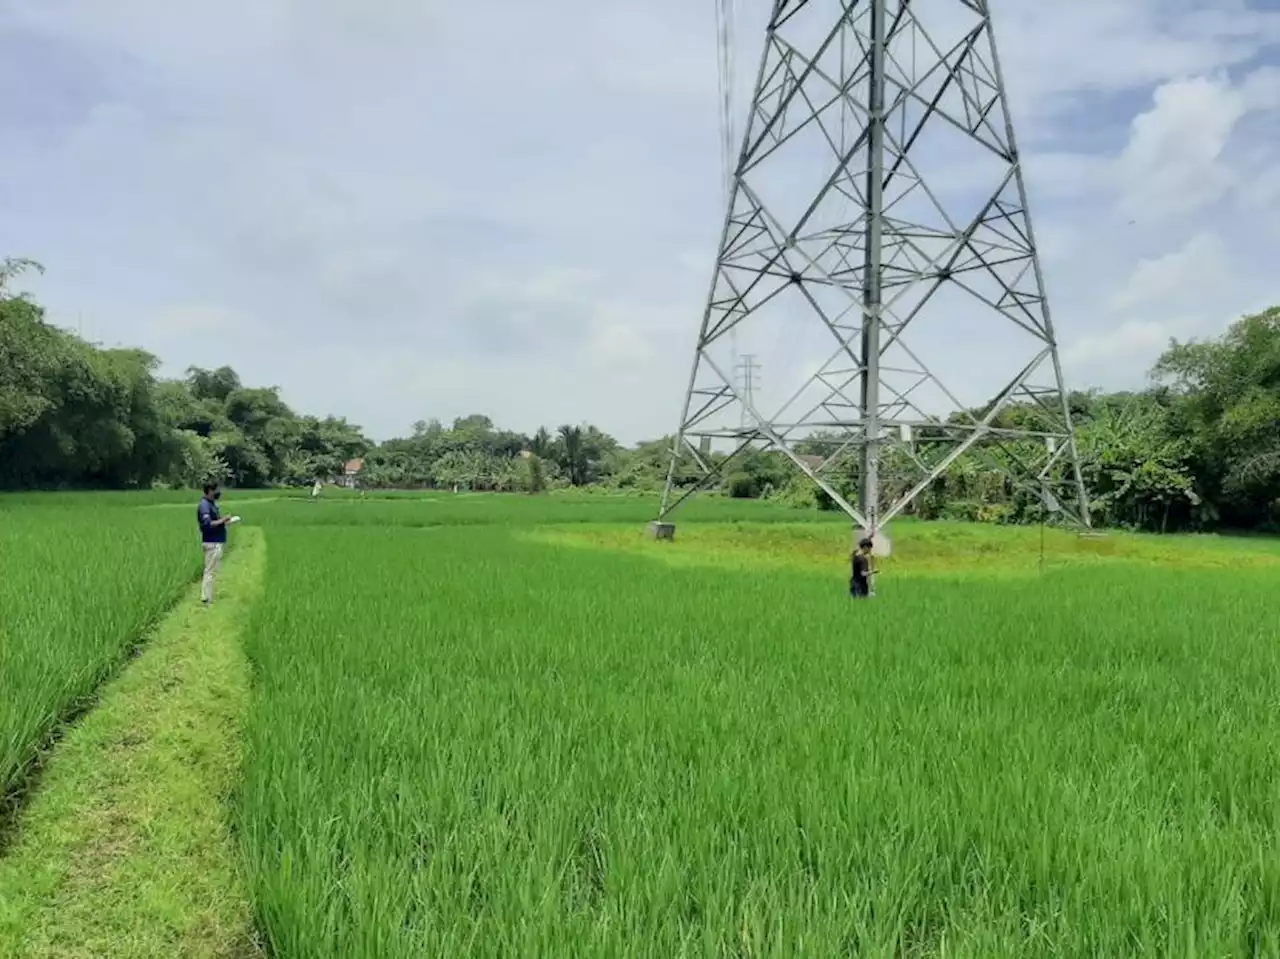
0,529,266,958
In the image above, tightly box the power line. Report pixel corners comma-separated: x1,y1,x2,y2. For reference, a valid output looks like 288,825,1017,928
715,0,741,376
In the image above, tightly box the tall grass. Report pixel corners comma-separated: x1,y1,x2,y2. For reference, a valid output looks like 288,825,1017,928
240,523,1280,956
0,506,199,800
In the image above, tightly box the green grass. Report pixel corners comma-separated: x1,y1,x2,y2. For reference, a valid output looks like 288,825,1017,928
0,530,265,958
237,515,1280,957
9,492,1280,955
0,505,199,806
0,488,295,509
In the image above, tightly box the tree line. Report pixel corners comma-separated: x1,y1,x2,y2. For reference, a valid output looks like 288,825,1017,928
3,258,1279,532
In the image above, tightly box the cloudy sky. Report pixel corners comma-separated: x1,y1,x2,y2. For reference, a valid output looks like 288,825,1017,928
1,0,1278,442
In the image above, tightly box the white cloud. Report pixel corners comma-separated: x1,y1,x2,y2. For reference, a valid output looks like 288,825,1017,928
1114,75,1247,221
1048,58,1280,394
583,321,656,370
997,0,1280,111
1064,222,1267,388
1,0,1278,441
1241,64,1280,109
1251,166,1280,213
1107,232,1231,314
1065,319,1181,372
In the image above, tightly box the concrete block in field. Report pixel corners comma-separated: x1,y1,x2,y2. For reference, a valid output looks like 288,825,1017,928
648,522,676,541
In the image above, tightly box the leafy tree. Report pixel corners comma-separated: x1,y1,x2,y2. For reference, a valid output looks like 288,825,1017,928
0,274,179,489
154,379,224,437
0,284,62,436
526,454,547,493
412,418,444,440
451,414,493,448
167,429,230,488
530,426,553,457
300,416,368,479
98,348,174,486
186,366,242,404
212,426,271,487
725,471,757,498
1153,306,1280,526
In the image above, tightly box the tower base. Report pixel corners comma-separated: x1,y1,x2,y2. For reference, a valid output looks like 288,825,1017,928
648,521,676,541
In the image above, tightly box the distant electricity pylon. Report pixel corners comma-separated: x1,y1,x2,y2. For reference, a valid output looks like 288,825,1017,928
735,354,762,427
654,0,1090,546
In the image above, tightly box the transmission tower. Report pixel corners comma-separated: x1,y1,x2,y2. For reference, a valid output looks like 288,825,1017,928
654,0,1090,546
735,354,762,426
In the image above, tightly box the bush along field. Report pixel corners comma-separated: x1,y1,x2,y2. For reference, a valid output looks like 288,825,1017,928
8,492,1280,956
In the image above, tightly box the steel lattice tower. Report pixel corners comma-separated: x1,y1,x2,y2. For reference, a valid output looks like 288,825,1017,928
656,0,1090,545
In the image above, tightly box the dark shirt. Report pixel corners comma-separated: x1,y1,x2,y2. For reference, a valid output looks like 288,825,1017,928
851,552,870,595
198,496,225,544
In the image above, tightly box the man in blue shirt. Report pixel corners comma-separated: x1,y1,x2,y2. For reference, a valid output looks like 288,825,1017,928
850,537,877,598
197,482,237,605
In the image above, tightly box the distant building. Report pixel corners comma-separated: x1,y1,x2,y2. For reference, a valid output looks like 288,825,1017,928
343,457,364,489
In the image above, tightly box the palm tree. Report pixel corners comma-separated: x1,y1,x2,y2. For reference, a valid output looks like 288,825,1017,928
556,424,587,486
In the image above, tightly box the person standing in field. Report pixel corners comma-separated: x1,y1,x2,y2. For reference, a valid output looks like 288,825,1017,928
850,537,877,599
197,482,238,605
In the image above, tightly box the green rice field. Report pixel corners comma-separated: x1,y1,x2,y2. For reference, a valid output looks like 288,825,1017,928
0,505,196,802
5,490,1280,956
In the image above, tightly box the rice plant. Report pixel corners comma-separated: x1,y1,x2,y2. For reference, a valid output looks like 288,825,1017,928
239,521,1280,957
0,505,199,801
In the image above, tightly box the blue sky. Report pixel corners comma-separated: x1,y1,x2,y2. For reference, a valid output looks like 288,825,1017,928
1,0,1278,442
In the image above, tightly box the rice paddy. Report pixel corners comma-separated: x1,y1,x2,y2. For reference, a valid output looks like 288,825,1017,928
0,504,197,805
5,491,1280,956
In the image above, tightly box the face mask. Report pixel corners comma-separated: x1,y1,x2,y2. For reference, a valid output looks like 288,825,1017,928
213,491,222,500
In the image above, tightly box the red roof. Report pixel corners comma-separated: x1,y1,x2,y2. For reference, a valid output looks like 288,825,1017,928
344,458,364,473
